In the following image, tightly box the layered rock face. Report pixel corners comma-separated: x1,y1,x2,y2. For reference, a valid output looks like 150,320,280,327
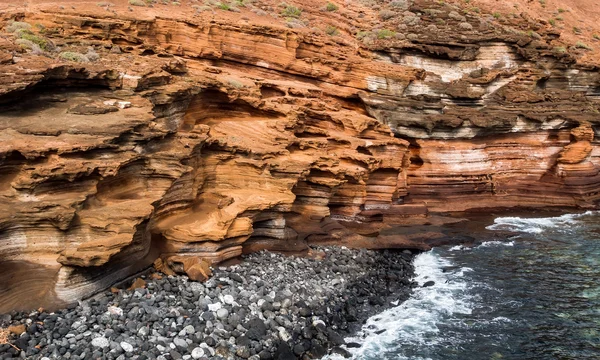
1,0,599,311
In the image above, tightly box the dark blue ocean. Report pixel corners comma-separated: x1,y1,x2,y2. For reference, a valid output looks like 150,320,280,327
330,211,600,360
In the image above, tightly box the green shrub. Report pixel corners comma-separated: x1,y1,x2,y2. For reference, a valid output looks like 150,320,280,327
216,2,230,10
325,2,338,11
282,5,302,18
575,41,592,50
548,18,555,26
356,30,371,40
59,51,89,62
377,29,396,39
558,8,566,13
573,26,581,34
493,12,501,19
17,31,51,51
129,0,146,6
325,25,339,36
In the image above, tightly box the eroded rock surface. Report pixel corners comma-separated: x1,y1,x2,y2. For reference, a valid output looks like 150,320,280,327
1,0,599,311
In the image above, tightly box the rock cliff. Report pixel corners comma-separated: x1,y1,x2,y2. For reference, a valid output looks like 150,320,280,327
1,0,599,311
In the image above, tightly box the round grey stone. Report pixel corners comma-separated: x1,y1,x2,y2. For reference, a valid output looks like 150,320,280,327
184,325,195,335
216,308,229,320
173,337,188,349
120,341,134,353
91,336,110,348
191,347,205,359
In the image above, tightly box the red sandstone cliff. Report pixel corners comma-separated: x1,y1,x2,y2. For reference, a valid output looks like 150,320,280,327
0,0,599,311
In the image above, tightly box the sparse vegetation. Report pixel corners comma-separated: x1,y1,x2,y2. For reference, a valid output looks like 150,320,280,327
573,26,581,34
192,4,211,12
548,18,555,26
325,25,339,36
575,41,592,50
227,78,244,89
15,38,34,50
325,2,338,11
390,0,408,9
129,0,146,6
281,5,302,18
377,29,396,39
539,0,546,7
594,34,600,40
379,10,395,20
59,51,90,63
17,30,52,51
86,48,100,62
216,2,231,10
529,30,542,39
285,18,305,28
356,30,371,40
558,8,566,13
556,15,563,21
493,12,501,19
553,46,566,53
5,21,31,33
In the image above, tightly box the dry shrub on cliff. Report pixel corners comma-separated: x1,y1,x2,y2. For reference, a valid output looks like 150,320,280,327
5,21,31,33
129,0,146,6
325,25,339,36
286,18,305,28
379,9,395,20
59,51,90,63
192,4,212,12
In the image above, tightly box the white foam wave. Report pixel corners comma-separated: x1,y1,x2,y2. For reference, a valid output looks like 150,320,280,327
448,245,468,251
477,241,515,248
491,316,512,323
486,211,599,234
326,251,474,360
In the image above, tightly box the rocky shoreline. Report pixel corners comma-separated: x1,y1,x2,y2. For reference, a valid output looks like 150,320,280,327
0,247,416,360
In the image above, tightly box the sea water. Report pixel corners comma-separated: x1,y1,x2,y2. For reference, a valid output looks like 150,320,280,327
332,211,600,359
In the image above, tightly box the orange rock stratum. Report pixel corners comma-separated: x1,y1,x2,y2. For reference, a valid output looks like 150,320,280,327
0,0,599,311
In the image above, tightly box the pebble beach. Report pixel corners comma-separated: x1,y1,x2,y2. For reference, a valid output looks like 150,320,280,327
0,247,416,360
